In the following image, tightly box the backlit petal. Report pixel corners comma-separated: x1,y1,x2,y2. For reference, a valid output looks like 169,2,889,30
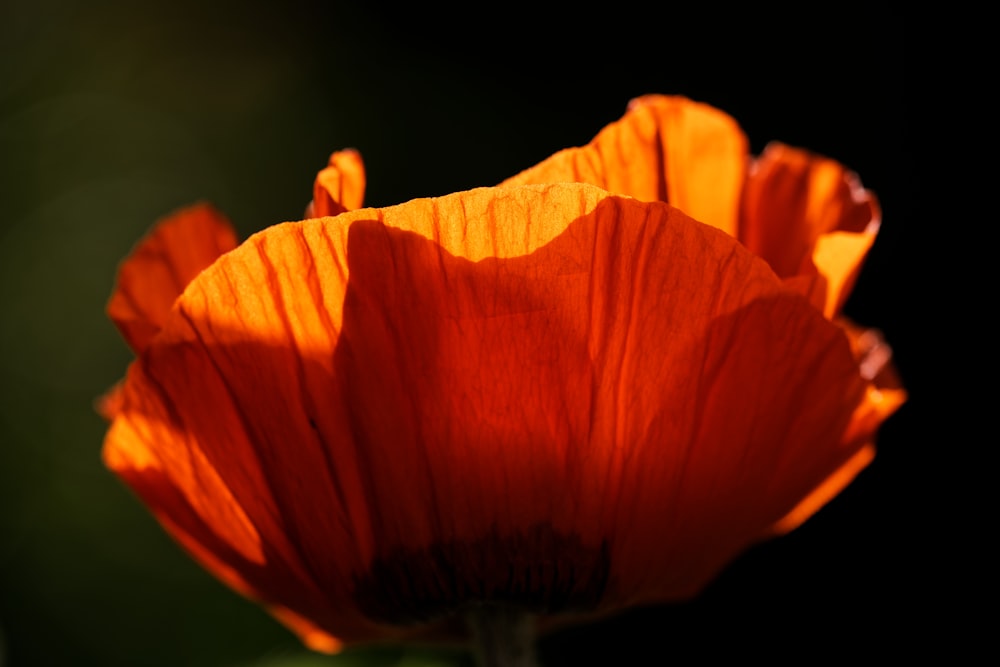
500,95,747,237
770,321,905,534
104,183,876,646
106,202,239,354
309,148,367,217
742,143,880,318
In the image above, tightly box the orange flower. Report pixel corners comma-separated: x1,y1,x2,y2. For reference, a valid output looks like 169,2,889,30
101,96,904,655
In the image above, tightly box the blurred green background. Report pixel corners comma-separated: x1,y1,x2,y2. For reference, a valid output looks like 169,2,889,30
1,2,919,665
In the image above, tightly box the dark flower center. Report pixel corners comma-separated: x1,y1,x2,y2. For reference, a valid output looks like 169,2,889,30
352,522,611,625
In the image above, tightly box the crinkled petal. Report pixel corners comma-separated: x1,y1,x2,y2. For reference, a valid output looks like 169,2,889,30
105,335,396,650
308,148,367,217
106,202,239,354
500,95,748,238
742,143,881,318
104,183,883,646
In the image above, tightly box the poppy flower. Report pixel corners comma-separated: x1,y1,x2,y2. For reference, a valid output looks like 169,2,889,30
100,95,905,659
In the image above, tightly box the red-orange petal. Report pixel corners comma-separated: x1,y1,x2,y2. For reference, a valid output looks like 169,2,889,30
94,378,124,421
500,95,747,238
770,320,905,534
104,183,885,647
106,202,239,354
309,148,367,217
741,142,881,319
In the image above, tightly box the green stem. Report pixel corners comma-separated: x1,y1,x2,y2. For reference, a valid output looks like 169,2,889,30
466,606,540,667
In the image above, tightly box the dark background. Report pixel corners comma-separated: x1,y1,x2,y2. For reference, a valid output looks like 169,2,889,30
0,2,922,665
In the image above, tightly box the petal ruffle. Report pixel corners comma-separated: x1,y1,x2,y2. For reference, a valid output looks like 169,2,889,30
106,202,239,355
308,148,367,218
741,142,881,319
500,95,747,238
770,320,905,534
503,97,883,323
104,183,879,646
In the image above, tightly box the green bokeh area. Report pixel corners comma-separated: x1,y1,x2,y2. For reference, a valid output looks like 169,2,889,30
1,2,916,666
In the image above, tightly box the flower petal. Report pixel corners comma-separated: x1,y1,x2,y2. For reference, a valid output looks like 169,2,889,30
308,148,367,217
742,143,881,318
95,379,125,421
106,202,239,354
104,183,879,646
770,321,905,534
105,336,394,650
500,95,748,237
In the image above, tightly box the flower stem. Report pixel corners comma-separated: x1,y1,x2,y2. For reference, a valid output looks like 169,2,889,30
466,606,540,667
